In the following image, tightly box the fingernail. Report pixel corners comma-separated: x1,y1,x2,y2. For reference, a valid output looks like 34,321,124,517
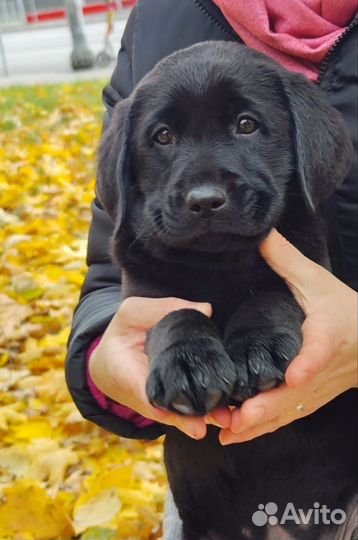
221,437,235,446
222,430,252,445
205,414,223,428
189,430,204,440
221,434,242,446
196,302,212,316
185,426,205,440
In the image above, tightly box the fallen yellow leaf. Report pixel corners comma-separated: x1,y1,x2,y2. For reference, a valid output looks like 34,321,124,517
0,481,74,539
0,294,31,346
11,418,54,440
0,82,167,539
0,403,26,430
73,488,122,534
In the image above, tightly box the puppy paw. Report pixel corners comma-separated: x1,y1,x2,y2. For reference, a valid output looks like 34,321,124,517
227,328,302,403
146,339,236,416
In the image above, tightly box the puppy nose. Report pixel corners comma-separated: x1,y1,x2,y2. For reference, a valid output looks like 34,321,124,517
185,186,226,219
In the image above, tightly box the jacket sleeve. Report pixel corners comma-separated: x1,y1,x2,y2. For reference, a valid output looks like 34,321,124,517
65,7,165,441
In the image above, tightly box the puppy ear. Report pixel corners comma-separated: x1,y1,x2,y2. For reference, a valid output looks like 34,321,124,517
96,98,133,229
282,74,352,211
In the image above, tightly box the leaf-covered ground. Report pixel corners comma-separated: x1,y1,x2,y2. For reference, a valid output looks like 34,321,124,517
0,83,166,540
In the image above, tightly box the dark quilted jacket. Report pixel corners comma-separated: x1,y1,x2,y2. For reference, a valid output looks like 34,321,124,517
65,0,358,439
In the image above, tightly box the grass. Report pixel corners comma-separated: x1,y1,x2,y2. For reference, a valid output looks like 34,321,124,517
0,80,107,129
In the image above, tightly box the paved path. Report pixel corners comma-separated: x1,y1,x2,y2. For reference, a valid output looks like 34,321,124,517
0,16,128,86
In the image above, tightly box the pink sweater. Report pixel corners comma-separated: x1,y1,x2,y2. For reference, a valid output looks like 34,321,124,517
86,337,155,428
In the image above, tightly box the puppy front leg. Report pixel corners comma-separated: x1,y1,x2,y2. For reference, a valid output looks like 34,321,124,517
224,291,304,403
146,309,236,416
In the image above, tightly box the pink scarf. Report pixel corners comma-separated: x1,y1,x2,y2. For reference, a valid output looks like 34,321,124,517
212,0,357,80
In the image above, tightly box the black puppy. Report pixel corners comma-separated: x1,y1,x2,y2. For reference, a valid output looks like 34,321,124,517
97,42,357,540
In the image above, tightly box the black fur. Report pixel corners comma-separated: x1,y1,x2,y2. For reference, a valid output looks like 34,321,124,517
97,42,356,539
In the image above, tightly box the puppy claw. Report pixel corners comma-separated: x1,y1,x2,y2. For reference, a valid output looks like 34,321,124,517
171,388,225,416
227,328,301,404
172,398,196,416
257,379,278,391
205,389,224,411
231,388,255,404
147,343,236,416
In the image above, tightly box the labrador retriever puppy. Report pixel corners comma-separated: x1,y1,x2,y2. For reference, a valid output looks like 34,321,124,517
97,42,357,540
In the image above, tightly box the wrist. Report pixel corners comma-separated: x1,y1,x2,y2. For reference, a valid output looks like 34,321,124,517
88,342,116,400
87,339,156,428
87,343,109,410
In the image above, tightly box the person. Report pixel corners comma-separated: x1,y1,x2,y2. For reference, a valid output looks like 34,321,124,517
65,0,357,536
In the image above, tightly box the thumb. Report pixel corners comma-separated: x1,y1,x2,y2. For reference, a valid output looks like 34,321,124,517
259,229,325,314
285,317,334,387
115,296,212,332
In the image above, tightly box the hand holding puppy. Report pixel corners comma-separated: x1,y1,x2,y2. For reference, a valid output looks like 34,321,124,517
89,230,357,443
219,229,358,445
89,296,228,439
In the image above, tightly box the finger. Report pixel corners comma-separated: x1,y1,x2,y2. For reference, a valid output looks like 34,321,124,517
221,397,323,444
204,407,231,428
230,379,326,437
133,373,207,439
137,406,207,440
285,320,334,388
230,402,264,434
285,350,331,388
116,297,212,332
170,415,207,439
220,417,282,445
135,395,208,440
149,406,207,439
259,229,325,312
230,384,293,434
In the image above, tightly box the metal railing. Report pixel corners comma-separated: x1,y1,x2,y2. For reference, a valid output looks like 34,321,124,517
0,30,7,74
0,0,133,27
0,0,28,75
0,0,133,76
0,0,27,27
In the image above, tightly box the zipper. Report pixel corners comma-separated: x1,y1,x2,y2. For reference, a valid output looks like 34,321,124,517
191,0,240,42
193,0,357,87
317,12,358,85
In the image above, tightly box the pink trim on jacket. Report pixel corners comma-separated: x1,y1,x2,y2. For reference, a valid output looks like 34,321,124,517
86,337,155,428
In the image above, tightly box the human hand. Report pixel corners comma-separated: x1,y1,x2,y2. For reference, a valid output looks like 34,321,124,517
220,229,358,445
89,296,230,439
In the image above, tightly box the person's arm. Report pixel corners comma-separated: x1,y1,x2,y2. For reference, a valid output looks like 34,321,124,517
219,229,358,445
65,8,163,440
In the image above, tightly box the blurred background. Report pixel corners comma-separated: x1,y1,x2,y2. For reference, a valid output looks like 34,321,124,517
0,2,167,539
0,0,132,83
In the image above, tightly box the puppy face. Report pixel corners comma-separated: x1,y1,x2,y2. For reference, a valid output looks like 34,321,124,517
132,64,292,253
98,42,352,256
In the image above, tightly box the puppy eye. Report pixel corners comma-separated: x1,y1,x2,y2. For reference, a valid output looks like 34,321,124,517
153,127,174,145
236,116,259,135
